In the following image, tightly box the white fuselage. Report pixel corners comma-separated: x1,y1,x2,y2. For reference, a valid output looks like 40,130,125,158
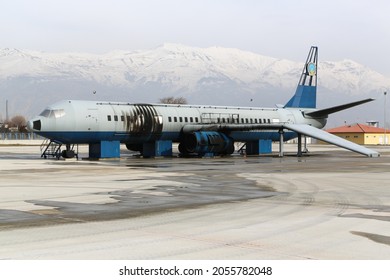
27,100,326,145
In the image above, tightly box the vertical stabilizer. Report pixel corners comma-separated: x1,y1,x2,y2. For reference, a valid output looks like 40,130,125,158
285,46,318,108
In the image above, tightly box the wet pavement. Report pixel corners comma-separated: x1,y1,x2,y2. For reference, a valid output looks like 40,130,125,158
0,144,389,259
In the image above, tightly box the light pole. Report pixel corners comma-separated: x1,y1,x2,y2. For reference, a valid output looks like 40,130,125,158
385,91,387,145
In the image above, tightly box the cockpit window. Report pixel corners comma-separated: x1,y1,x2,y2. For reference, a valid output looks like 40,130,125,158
39,109,66,118
39,109,52,118
53,109,65,118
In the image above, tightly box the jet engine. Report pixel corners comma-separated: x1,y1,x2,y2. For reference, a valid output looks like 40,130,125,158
125,143,143,152
179,131,234,155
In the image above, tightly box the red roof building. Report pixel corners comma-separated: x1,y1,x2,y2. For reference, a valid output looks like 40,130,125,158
326,123,388,145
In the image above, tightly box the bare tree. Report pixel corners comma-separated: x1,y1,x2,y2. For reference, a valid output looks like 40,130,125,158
159,96,188,104
10,115,28,132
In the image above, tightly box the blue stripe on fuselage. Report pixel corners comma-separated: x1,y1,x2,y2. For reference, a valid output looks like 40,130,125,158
35,130,298,144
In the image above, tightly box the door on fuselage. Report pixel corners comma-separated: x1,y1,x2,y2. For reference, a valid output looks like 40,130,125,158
86,108,99,132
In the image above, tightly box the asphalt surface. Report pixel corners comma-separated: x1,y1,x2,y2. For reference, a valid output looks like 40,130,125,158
0,144,389,259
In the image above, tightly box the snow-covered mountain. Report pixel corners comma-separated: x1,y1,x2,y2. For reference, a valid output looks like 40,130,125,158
1,43,389,126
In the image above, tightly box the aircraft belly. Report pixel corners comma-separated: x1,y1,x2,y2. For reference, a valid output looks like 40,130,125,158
38,129,298,144
37,131,181,144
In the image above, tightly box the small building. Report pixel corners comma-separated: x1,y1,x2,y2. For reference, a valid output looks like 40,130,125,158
325,123,388,145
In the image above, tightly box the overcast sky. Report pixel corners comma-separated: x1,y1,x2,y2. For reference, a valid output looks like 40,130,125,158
1,0,389,74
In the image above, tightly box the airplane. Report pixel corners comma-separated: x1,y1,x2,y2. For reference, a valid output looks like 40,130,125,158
27,46,379,159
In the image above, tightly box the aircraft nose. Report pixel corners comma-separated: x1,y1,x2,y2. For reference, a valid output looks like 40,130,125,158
27,119,41,131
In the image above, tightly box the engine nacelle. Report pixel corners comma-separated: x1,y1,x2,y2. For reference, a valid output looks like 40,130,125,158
179,131,234,155
125,143,143,152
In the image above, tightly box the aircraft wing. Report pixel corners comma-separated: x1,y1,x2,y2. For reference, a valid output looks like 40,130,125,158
284,124,380,157
182,123,380,157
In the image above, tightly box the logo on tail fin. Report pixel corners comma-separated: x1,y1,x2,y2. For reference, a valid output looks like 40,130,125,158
285,46,318,108
307,62,316,76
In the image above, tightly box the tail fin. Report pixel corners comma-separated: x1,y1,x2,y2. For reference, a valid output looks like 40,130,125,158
284,46,318,108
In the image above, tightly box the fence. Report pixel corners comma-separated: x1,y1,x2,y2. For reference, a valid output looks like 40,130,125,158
0,132,45,140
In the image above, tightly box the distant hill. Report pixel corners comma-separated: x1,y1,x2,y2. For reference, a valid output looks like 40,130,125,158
1,44,389,127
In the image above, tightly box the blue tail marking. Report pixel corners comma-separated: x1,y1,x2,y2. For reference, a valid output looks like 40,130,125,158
285,46,318,108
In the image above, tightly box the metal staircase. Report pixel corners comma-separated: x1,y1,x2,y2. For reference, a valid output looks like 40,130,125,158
40,139,62,159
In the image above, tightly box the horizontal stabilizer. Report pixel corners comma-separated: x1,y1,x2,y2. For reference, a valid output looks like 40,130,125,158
305,98,374,118
284,124,379,157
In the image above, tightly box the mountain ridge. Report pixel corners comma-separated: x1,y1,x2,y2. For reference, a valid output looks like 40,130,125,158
0,44,389,126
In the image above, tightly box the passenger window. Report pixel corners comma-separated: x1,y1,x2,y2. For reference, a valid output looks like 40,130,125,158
179,117,183,122
107,115,112,121
190,117,193,122
168,116,172,122
174,117,177,122
184,117,188,122
121,116,125,122
195,117,199,122
114,115,118,121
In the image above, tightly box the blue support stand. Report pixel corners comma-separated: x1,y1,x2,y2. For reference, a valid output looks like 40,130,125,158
246,140,272,155
89,141,120,159
143,140,173,157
